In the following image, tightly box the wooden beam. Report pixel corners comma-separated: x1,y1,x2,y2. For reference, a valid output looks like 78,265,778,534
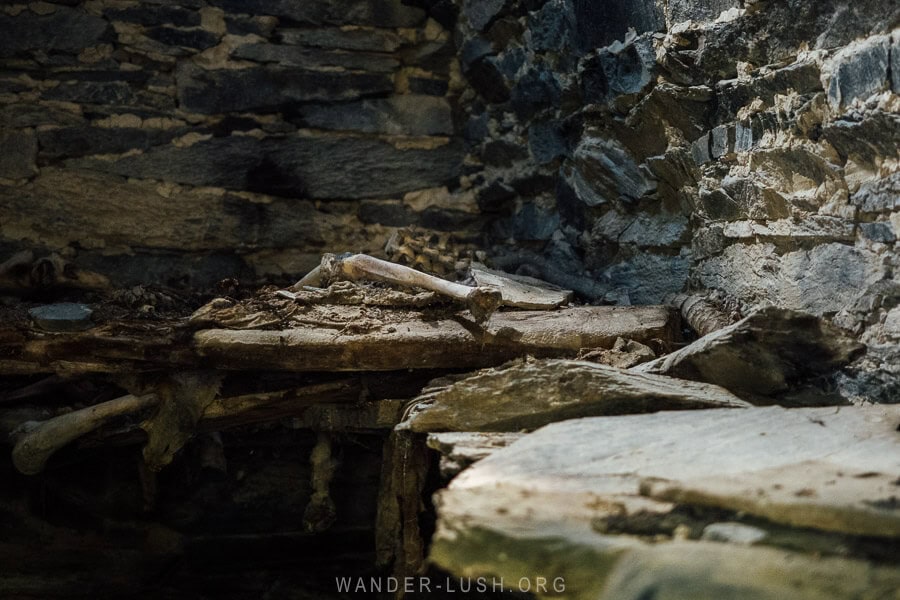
195,306,678,372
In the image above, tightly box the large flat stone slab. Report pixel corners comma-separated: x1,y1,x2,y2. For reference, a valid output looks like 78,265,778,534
431,405,900,598
634,307,864,403
403,359,750,432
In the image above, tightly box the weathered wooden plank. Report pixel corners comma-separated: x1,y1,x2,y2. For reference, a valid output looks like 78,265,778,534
194,306,678,371
634,307,864,404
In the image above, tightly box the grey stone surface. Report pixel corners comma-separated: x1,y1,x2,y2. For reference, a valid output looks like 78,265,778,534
827,36,891,108
28,303,94,332
699,243,887,316
463,0,507,31
569,136,656,203
701,522,768,545
0,130,38,179
278,28,404,52
0,104,85,129
852,171,900,212
636,307,864,401
37,127,174,159
859,222,896,243
403,358,750,432
431,406,900,599
175,63,394,114
145,26,220,50
104,5,202,27
600,251,691,305
0,7,109,56
69,134,463,200
572,0,664,51
208,0,425,27
666,0,740,25
893,32,900,92
232,44,400,72
301,96,453,136
42,81,134,105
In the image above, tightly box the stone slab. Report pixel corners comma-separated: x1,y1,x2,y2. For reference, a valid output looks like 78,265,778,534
403,359,750,432
430,405,900,598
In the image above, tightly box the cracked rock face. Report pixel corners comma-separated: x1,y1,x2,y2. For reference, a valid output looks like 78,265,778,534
447,0,900,402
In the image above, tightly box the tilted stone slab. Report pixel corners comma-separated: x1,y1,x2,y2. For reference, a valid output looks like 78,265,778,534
634,306,864,402
403,359,750,432
194,306,677,371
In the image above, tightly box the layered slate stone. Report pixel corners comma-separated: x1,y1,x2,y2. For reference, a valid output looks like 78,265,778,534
402,359,750,432
635,307,864,402
0,168,365,252
278,28,405,52
0,130,38,179
827,35,891,108
300,96,453,136
175,63,394,114
68,134,463,200
0,7,110,56
207,0,425,27
232,45,400,72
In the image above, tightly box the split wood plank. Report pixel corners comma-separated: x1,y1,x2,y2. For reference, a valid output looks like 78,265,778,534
194,305,677,372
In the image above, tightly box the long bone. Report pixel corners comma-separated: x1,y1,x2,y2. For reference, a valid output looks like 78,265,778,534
296,253,502,323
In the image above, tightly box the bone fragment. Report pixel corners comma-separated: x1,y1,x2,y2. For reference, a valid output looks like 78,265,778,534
11,393,158,475
319,253,502,322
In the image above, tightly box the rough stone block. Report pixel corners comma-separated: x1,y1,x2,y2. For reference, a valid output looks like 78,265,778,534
0,7,109,56
827,36,890,108
407,77,449,96
37,127,173,160
710,124,734,158
601,251,691,305
300,96,453,136
104,6,201,27
666,0,740,25
42,81,134,105
145,26,220,50
851,172,900,212
278,28,404,52
528,120,568,164
232,44,400,72
463,0,507,31
698,242,885,316
529,0,575,52
893,33,900,93
176,63,394,114
572,0,664,51
0,104,85,129
859,222,896,243
69,134,463,200
0,129,38,179
570,136,657,204
690,132,711,164
208,0,425,28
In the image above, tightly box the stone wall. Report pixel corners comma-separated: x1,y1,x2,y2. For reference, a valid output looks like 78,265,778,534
447,0,899,310
0,0,475,287
438,0,899,399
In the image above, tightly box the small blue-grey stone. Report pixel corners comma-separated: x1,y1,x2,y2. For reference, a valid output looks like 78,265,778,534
28,303,94,332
